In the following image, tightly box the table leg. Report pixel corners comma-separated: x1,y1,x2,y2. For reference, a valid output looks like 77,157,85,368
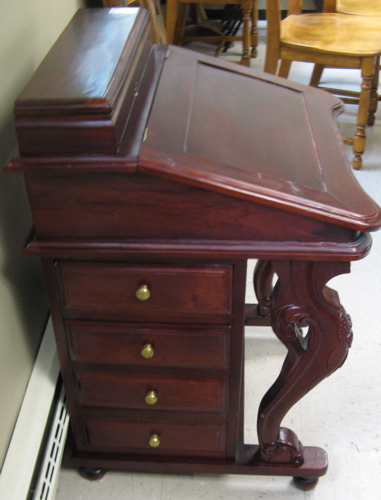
257,260,353,465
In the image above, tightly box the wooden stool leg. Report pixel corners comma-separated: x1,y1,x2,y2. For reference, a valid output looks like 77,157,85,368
166,0,179,43
173,2,188,45
241,7,252,66
310,63,324,87
352,57,374,170
278,59,291,78
367,56,379,127
251,0,259,58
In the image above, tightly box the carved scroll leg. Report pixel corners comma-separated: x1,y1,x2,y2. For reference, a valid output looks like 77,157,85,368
257,260,353,468
253,260,274,318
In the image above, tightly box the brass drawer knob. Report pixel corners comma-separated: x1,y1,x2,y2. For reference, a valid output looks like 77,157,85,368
141,343,154,359
145,390,158,405
136,284,150,301
149,433,160,448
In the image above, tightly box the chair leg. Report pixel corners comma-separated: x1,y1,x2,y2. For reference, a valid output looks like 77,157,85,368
241,6,252,66
278,60,291,78
352,57,375,170
264,52,278,74
173,2,188,45
310,64,324,87
166,0,178,44
367,56,379,126
251,0,259,58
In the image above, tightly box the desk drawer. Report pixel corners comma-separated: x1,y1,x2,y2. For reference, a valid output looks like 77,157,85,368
57,262,232,321
83,417,226,456
77,372,227,412
67,321,230,369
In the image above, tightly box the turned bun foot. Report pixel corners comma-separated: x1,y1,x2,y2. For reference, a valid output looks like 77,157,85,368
352,155,363,170
293,476,319,491
79,467,107,481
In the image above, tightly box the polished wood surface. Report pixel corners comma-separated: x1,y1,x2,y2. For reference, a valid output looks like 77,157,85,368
66,321,231,368
57,262,233,321
7,7,381,491
77,372,228,411
14,8,153,156
333,0,381,15
142,47,380,230
102,0,167,43
265,0,381,169
84,418,228,455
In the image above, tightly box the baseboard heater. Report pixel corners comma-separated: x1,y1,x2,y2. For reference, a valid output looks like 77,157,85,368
0,318,69,500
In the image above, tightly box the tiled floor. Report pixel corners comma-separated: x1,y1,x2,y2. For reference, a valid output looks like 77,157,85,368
55,23,381,500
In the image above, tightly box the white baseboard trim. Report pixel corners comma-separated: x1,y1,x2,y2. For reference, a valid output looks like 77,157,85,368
0,318,61,500
32,384,69,500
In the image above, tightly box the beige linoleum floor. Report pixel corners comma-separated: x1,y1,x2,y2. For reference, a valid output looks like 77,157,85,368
55,21,381,500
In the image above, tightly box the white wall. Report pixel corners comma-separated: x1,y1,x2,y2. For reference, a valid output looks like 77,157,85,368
0,0,84,470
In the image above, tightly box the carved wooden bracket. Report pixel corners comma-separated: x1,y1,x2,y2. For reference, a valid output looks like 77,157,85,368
256,260,353,465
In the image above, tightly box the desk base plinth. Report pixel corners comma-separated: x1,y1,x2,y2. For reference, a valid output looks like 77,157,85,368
72,444,328,490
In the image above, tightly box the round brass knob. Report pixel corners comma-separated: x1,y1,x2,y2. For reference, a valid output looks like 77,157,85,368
141,343,154,359
136,284,150,301
145,390,158,405
148,433,160,448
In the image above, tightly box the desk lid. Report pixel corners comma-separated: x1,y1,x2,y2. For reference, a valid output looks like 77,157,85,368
141,47,381,232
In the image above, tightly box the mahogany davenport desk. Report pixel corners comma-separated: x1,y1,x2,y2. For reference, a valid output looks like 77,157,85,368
8,8,381,491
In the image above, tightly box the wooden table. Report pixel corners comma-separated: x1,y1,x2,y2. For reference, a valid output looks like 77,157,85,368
7,7,381,491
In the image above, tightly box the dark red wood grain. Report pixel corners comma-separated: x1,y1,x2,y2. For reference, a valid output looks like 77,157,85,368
7,6,381,489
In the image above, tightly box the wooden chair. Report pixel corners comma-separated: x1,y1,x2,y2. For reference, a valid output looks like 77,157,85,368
166,0,258,66
311,1,381,128
264,0,381,169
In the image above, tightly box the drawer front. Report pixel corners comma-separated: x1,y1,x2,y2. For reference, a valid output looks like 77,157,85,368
67,321,230,369
57,262,232,321
77,372,227,412
83,417,226,456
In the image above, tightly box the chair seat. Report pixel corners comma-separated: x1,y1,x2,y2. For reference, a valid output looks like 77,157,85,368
282,14,381,57
336,0,379,16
